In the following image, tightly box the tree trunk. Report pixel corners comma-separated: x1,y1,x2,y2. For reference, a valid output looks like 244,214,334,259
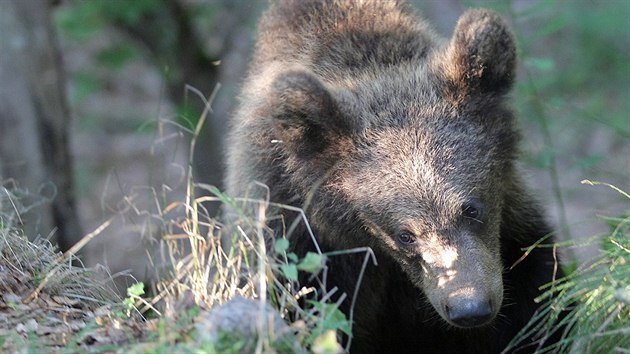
0,0,82,251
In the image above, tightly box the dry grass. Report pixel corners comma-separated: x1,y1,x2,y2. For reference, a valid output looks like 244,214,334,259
141,178,363,353
0,185,137,352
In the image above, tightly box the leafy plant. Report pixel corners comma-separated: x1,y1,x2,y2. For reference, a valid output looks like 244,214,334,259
123,282,146,316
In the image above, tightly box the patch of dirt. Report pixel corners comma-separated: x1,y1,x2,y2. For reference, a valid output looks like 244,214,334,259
1,293,145,352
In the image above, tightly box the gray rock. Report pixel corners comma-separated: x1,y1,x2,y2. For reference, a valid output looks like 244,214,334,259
196,296,302,353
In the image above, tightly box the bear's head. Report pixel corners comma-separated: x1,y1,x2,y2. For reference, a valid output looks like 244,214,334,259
268,9,517,328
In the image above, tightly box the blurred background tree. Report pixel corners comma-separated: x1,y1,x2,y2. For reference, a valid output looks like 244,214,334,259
0,0,81,251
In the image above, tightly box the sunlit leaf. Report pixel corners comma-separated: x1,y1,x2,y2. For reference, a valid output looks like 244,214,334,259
274,238,290,254
297,252,324,273
280,264,298,282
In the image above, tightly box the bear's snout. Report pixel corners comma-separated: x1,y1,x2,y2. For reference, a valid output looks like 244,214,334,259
420,240,503,328
445,295,494,328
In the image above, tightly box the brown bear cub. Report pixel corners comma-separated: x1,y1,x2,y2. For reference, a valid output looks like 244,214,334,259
225,0,561,353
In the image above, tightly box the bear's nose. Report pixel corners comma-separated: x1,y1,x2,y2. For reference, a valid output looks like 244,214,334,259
445,298,494,328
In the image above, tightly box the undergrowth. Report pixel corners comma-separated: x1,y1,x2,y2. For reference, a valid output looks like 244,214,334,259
0,184,120,307
506,181,630,354
0,184,124,353
125,88,373,353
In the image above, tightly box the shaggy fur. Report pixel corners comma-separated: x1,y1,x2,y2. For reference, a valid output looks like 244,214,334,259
225,1,561,353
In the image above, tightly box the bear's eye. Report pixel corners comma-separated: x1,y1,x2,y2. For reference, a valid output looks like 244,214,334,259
462,200,483,221
396,232,416,245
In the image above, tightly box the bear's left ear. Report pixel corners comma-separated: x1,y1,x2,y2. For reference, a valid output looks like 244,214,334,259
269,70,349,154
441,9,516,96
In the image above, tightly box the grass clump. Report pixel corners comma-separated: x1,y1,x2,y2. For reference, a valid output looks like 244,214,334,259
144,182,362,353
506,181,630,354
0,184,125,352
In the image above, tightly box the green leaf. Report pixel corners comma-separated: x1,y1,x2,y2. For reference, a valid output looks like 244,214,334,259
176,103,200,131
297,252,325,273
287,252,299,263
280,264,298,282
274,238,290,254
127,282,145,297
309,301,352,336
311,330,343,354
206,185,238,210
322,306,351,335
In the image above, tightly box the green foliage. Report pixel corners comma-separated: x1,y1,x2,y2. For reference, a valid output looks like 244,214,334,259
523,57,555,73
70,71,102,103
272,237,347,350
274,238,290,254
132,305,201,353
54,0,159,110
279,263,298,282
123,282,145,316
498,0,628,243
97,0,161,25
55,0,160,41
196,328,300,354
175,102,203,133
297,252,325,273
307,301,352,338
55,2,106,41
513,0,630,137
275,238,326,280
95,44,138,70
311,330,343,354
203,330,248,354
507,183,630,353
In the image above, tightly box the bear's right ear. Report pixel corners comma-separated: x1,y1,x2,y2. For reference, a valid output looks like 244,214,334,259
441,9,516,97
269,71,348,153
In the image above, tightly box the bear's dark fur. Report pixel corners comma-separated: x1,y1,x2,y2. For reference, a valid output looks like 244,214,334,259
225,1,561,353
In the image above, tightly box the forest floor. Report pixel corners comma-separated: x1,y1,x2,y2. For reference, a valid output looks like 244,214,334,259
0,227,152,353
